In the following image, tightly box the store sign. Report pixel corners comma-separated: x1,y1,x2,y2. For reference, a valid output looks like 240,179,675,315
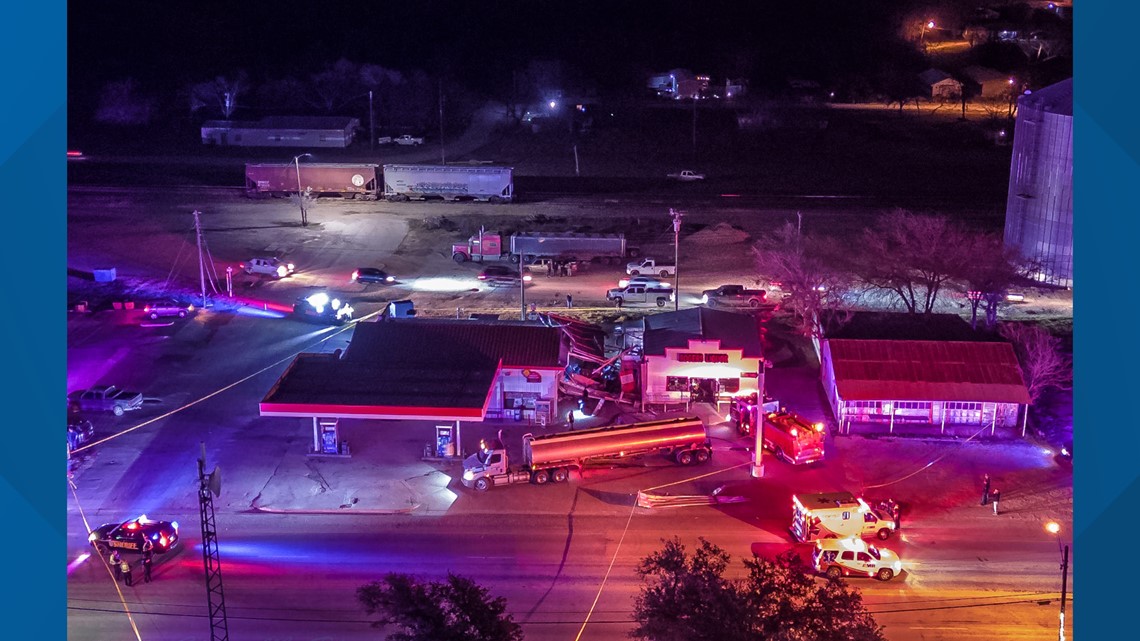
520,369,543,383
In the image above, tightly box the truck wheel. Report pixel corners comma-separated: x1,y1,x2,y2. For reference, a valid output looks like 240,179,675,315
93,542,109,556
676,450,694,465
876,568,894,581
749,298,761,308
177,310,187,318
149,312,159,320
112,405,125,417
775,447,787,463
695,448,711,464
509,254,521,264
877,528,891,540
452,253,469,263
531,470,550,485
656,298,667,307
659,270,670,278
630,270,641,276
552,468,569,483
826,566,843,579
474,478,491,492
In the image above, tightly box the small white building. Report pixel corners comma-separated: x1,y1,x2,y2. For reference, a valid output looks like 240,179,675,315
637,308,764,411
918,69,963,101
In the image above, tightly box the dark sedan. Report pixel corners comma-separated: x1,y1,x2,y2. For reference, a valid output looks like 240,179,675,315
351,267,395,284
88,515,180,554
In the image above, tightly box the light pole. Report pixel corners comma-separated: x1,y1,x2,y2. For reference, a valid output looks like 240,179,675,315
1045,522,1070,641
671,208,683,311
293,153,312,227
919,20,935,45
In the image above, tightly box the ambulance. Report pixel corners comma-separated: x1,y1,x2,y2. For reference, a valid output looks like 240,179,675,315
790,491,896,542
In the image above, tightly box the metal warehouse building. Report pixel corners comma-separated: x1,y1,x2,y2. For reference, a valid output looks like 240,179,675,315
1003,78,1073,287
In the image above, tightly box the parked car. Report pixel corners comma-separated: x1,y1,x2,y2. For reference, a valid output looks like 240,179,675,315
67,416,95,452
142,299,195,320
394,135,425,146
811,537,902,581
241,257,294,278
478,265,532,286
293,291,354,325
351,267,395,284
88,515,180,555
67,385,144,416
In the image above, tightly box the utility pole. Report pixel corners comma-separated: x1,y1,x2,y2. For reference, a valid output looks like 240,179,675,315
293,153,311,226
197,442,229,641
369,90,375,152
691,96,698,162
193,210,208,309
439,80,446,165
671,208,683,311
519,254,527,321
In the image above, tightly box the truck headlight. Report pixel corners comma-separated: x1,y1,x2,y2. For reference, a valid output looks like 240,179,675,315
701,294,708,304
462,470,475,481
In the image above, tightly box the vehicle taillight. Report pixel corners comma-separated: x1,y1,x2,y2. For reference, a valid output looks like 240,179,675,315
351,271,359,281
144,305,152,312
478,274,487,280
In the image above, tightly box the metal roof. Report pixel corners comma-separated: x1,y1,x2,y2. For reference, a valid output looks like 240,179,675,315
828,339,1031,404
259,353,498,420
643,308,763,358
1019,77,1072,117
346,319,565,368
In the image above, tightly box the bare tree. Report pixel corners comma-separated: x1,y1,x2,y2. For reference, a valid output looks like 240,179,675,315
189,73,249,119
310,59,364,113
853,210,977,315
754,222,852,338
960,234,1022,329
999,322,1072,405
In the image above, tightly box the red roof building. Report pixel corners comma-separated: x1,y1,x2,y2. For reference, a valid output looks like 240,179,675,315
818,313,1031,437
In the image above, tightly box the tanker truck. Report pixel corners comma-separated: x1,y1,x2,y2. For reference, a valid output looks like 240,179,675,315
461,416,712,491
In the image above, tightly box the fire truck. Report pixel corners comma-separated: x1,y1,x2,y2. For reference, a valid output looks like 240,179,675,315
760,410,826,465
790,492,896,542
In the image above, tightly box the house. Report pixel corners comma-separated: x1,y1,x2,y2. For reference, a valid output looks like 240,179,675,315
817,312,1031,437
647,69,710,99
201,116,361,148
260,319,569,453
637,308,765,411
917,69,963,101
962,66,1012,100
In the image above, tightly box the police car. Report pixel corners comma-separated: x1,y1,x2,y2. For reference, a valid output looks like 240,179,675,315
811,536,902,581
88,515,180,554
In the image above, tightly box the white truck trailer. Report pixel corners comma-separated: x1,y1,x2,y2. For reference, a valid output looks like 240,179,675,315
382,164,514,202
461,417,712,491
790,491,897,542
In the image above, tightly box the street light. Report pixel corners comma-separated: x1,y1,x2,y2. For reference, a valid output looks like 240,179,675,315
293,153,312,227
670,208,683,311
920,20,935,44
1044,521,1070,641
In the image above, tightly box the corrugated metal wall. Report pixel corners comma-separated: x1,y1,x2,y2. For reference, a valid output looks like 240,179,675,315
1003,82,1073,287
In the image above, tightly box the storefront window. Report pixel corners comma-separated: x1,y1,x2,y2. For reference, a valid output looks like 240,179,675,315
666,376,690,391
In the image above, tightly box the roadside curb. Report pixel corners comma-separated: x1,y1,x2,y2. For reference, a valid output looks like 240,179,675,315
248,504,420,516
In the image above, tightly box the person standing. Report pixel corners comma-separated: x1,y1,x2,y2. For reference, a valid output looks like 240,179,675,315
991,489,1001,515
982,473,991,505
120,557,134,586
566,294,573,308
567,409,575,430
109,550,123,582
142,540,155,583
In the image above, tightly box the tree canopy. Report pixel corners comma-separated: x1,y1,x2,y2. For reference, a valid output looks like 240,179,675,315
357,573,524,641
632,538,885,641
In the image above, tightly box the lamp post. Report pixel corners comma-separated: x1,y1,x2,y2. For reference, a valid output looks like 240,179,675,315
1045,522,1070,641
670,208,683,311
920,20,935,45
293,153,312,227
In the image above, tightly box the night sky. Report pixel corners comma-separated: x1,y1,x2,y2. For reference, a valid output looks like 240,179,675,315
68,1,914,103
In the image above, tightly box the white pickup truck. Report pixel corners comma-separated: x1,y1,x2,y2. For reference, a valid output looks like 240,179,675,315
394,135,425,146
626,257,676,277
668,170,705,181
